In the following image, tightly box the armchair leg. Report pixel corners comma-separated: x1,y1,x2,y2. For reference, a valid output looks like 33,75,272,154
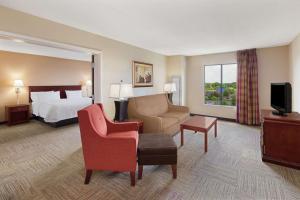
84,170,93,184
171,165,177,179
130,171,136,186
138,165,143,179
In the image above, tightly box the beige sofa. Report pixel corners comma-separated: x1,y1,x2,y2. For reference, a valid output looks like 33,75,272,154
128,93,190,135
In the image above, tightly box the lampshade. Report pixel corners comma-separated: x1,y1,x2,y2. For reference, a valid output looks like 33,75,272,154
14,80,24,87
164,83,176,93
86,80,92,86
110,83,134,100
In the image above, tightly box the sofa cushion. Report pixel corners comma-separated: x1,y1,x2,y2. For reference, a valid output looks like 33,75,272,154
159,111,189,122
131,94,169,116
163,123,180,136
161,117,179,129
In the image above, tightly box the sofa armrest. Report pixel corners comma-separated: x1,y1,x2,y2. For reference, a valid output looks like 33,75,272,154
128,98,164,133
168,104,190,113
130,113,163,133
141,115,163,133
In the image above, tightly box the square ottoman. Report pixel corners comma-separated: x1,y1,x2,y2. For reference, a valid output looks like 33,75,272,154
137,133,177,179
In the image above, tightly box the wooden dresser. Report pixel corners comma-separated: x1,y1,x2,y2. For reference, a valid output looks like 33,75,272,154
261,110,300,169
5,104,30,126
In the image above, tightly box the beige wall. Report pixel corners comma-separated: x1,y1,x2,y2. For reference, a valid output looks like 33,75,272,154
166,56,187,105
0,6,167,118
186,52,237,119
0,50,91,122
257,46,290,110
186,46,290,119
289,34,300,112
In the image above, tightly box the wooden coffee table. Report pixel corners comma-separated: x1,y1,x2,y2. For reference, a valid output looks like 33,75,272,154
180,116,217,152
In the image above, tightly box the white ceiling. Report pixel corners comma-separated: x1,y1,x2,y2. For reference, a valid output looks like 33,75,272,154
1,0,300,56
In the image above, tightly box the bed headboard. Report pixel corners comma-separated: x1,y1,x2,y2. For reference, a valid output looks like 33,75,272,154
28,85,82,102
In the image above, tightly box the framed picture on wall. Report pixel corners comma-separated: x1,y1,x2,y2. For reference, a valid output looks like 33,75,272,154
132,61,153,87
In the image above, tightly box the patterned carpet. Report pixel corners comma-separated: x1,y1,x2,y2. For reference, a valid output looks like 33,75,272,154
0,120,300,200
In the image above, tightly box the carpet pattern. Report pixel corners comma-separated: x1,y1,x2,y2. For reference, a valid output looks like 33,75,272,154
0,120,300,200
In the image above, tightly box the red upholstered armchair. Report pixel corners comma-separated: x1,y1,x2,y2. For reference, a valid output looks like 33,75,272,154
77,104,139,186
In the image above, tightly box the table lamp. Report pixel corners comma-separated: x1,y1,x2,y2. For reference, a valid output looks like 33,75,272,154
164,83,176,103
110,81,134,121
14,79,24,105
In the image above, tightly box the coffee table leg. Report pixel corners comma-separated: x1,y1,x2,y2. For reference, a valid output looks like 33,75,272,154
215,121,217,137
204,131,208,153
138,165,143,179
180,127,184,146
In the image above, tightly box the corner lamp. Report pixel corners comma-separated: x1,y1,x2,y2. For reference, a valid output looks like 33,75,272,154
110,81,134,121
164,83,176,103
85,80,92,97
86,80,92,86
14,79,24,105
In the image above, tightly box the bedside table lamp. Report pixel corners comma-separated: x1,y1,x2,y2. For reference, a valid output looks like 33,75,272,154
164,83,176,103
14,79,24,105
110,81,134,121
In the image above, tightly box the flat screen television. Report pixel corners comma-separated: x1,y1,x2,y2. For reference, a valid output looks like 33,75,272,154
271,82,292,116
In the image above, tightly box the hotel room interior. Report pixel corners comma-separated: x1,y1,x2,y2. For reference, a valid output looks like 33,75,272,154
0,1,300,199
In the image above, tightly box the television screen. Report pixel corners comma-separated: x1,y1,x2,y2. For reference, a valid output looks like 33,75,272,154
271,84,285,109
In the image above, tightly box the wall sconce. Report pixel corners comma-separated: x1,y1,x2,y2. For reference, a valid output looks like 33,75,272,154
14,79,24,105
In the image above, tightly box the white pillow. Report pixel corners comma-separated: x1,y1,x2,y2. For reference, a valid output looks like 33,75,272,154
30,92,39,102
31,91,51,102
52,91,60,100
39,91,60,102
31,91,60,102
66,90,83,99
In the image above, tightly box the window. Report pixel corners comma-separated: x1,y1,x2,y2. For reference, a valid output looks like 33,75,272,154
204,64,237,106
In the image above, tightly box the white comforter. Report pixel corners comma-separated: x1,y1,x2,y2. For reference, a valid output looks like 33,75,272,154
32,98,92,122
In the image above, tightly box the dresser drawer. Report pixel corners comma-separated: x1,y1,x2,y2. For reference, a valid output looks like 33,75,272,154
5,104,30,126
10,106,29,112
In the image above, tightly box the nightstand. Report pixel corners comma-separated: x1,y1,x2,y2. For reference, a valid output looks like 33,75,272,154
5,104,30,126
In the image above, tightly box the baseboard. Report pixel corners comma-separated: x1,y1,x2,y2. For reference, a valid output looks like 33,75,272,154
0,116,34,125
0,120,7,125
190,113,236,122
262,155,300,170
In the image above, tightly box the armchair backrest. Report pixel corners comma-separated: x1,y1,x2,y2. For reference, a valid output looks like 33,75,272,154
78,104,107,138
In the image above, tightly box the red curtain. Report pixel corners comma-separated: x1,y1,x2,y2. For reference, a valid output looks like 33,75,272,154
236,49,260,125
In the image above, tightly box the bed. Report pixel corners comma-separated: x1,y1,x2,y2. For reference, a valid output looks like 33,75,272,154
29,85,92,127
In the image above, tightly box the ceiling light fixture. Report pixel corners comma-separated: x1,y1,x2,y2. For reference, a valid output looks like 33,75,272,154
13,39,25,43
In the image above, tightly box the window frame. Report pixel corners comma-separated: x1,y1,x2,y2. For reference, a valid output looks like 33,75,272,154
204,63,237,107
